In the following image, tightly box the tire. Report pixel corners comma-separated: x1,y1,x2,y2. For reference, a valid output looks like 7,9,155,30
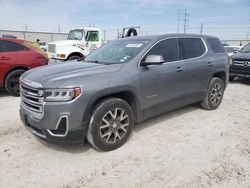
229,76,235,82
201,77,225,110
5,69,26,96
126,28,138,37
67,55,82,61
86,98,134,151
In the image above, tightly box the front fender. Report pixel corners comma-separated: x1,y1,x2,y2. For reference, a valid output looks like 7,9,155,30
81,86,143,127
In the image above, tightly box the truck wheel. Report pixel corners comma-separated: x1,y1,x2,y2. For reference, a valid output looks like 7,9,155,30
5,69,26,96
86,98,134,151
67,56,82,61
201,77,224,110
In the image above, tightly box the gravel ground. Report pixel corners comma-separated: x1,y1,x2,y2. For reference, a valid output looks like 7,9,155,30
0,79,250,188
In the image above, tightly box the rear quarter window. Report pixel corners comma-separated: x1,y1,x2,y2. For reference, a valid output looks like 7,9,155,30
206,38,225,53
178,38,206,60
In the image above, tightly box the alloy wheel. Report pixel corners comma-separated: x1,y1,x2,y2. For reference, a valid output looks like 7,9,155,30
100,108,129,144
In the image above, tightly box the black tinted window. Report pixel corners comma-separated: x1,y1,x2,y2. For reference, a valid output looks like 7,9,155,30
145,38,179,62
0,41,4,52
1,40,27,52
178,38,206,59
206,38,225,53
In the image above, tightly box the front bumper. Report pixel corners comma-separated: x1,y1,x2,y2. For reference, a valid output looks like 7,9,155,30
19,106,86,144
48,58,64,64
230,64,250,78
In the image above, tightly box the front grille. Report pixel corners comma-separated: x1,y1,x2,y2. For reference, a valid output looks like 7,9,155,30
48,44,56,53
20,83,44,115
233,60,250,67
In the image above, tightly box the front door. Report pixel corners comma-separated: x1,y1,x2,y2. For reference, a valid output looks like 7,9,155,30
140,38,186,119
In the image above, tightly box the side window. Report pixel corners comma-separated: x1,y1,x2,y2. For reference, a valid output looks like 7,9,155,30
178,38,206,60
0,41,4,52
206,38,225,53
145,38,179,62
2,40,27,52
85,31,99,42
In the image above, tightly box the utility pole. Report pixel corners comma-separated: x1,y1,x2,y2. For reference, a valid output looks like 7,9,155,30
177,9,181,33
25,23,28,31
183,9,189,34
103,30,107,41
246,32,249,40
58,24,61,33
200,23,204,34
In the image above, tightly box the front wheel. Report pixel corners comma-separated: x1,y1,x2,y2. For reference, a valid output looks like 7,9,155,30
67,55,82,61
201,77,225,110
5,69,26,96
229,76,235,82
86,98,134,151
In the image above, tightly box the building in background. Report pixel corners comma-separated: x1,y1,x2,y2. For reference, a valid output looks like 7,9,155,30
221,40,250,47
0,29,67,43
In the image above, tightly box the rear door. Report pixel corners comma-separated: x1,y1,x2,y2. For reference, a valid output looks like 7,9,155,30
178,38,211,104
0,40,18,82
140,38,186,119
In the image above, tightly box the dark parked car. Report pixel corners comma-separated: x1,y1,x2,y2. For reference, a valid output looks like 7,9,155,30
0,38,48,95
229,43,250,81
19,34,229,151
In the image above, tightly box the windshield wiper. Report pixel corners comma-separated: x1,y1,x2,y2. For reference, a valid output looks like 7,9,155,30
85,60,100,64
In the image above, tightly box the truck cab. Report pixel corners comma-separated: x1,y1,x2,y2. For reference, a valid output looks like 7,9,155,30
47,27,101,62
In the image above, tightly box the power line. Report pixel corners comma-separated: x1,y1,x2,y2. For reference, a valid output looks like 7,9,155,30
183,9,189,34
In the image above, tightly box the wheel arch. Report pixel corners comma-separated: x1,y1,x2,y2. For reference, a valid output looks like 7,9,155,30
212,71,227,87
82,89,142,132
4,66,29,86
66,52,84,60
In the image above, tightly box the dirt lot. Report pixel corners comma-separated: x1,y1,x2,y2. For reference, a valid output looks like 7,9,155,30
0,79,250,188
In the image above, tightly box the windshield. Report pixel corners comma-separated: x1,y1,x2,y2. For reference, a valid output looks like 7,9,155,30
84,39,150,64
241,43,250,53
67,30,84,40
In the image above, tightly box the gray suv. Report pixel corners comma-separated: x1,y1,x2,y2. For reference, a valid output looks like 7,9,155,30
19,34,229,151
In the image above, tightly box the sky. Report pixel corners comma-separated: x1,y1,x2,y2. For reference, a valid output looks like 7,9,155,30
0,0,249,40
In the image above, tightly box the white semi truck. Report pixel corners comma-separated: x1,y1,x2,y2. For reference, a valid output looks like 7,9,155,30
47,27,102,62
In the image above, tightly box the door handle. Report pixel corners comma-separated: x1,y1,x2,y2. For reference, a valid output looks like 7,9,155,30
176,66,184,72
208,62,213,66
0,56,11,60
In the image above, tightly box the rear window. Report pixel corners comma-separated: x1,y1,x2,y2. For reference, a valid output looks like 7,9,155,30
178,38,206,60
206,38,225,53
23,41,48,57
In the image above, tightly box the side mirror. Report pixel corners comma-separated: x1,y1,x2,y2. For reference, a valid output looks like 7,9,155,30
141,55,164,66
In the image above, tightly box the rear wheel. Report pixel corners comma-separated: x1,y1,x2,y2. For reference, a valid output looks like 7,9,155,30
5,69,26,96
86,98,134,151
201,77,224,110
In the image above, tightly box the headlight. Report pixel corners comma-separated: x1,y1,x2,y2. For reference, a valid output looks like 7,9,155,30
45,87,81,102
57,54,66,58
229,57,233,65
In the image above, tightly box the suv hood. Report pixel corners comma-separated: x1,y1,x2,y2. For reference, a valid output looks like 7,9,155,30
232,52,250,60
21,61,123,88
